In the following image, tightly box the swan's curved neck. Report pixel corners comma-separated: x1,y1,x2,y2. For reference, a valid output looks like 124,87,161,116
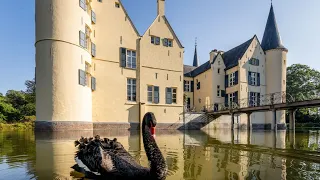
142,124,167,179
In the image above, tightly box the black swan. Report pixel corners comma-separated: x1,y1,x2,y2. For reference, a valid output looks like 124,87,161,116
71,112,168,180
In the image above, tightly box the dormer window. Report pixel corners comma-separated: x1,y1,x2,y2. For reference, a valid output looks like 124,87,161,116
249,58,259,66
163,38,173,47
115,2,120,8
151,36,160,45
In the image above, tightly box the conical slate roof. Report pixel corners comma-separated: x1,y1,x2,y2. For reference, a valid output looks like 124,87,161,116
193,44,199,67
261,4,287,51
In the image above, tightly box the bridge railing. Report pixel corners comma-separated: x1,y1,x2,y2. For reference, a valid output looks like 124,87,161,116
205,91,320,112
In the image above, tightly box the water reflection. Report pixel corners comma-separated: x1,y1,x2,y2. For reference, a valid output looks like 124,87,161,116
0,129,319,179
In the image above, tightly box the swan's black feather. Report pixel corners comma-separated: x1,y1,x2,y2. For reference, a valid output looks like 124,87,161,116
73,112,167,180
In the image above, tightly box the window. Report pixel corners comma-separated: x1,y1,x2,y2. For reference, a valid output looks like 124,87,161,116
249,58,259,66
85,62,91,87
147,85,160,104
248,71,260,86
97,0,102,2
217,85,220,97
166,87,177,104
151,36,160,45
229,72,236,86
126,50,136,69
91,42,96,57
218,68,220,74
127,79,136,101
79,0,87,10
168,39,173,47
91,10,96,24
228,92,238,105
79,31,86,48
184,81,190,92
249,92,260,107
148,86,153,103
172,88,177,103
115,2,120,8
155,73,158,79
163,38,173,47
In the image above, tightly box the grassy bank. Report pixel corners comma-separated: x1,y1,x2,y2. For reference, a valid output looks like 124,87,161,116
0,116,35,130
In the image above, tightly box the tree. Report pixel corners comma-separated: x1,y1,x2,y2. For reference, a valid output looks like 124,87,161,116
5,90,27,110
287,64,320,122
24,78,35,104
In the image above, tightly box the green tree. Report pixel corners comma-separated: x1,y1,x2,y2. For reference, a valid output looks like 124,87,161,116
5,90,27,110
24,78,35,104
287,64,320,122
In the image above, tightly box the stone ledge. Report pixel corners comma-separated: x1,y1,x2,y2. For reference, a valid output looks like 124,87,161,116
35,121,93,132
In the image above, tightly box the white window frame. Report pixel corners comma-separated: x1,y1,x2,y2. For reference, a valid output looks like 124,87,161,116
229,72,236,87
229,92,236,105
127,78,136,102
184,81,190,92
250,72,257,86
249,92,258,107
126,50,136,69
147,85,153,103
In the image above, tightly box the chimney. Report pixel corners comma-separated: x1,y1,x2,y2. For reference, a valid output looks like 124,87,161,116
157,0,165,16
209,49,218,63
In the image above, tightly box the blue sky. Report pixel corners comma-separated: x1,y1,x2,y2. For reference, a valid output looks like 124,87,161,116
0,0,319,94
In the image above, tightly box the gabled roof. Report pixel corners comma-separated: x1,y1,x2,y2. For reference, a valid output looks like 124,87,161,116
183,65,197,77
222,36,255,69
183,61,211,77
162,16,184,48
261,4,287,51
141,16,184,49
118,0,140,36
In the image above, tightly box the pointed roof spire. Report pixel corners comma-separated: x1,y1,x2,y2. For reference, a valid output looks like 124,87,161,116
261,3,287,51
193,38,199,67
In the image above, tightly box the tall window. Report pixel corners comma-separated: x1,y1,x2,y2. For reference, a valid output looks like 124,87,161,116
91,42,96,57
91,10,96,24
217,85,220,97
229,72,236,86
184,81,190,92
249,92,260,107
218,68,220,74
79,0,87,10
228,92,238,105
147,85,159,104
166,87,177,104
79,31,86,48
126,50,136,69
248,71,260,86
85,62,91,87
127,79,136,101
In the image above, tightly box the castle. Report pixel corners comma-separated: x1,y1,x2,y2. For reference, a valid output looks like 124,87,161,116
35,0,287,131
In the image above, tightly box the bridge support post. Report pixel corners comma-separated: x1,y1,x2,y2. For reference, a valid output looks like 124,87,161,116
272,109,277,131
289,109,297,131
231,113,235,130
247,113,252,131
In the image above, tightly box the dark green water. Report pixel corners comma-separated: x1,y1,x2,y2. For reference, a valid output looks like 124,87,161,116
0,129,319,180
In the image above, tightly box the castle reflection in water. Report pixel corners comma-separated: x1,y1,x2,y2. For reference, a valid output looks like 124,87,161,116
1,129,319,180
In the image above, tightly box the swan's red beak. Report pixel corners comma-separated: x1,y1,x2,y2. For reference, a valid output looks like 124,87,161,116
151,127,156,136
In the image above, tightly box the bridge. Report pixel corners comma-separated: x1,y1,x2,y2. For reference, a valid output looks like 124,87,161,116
205,91,320,131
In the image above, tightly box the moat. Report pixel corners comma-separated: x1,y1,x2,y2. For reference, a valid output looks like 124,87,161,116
0,129,319,180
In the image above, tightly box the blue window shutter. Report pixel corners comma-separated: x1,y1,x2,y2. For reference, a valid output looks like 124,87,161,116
225,95,228,107
221,90,226,97
120,47,126,67
248,72,252,85
183,80,186,91
78,69,85,86
257,73,260,86
235,91,238,104
191,81,194,92
154,86,159,104
225,75,229,88
235,71,238,85
91,77,96,91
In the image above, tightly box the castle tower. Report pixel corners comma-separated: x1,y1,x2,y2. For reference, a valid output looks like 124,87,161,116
35,0,93,130
263,3,288,128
